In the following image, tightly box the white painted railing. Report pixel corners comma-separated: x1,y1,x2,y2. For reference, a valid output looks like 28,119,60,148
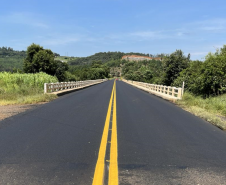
123,79,183,100
44,79,107,94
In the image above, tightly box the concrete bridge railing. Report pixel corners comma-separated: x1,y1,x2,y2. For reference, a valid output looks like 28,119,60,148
44,79,107,94
122,79,183,101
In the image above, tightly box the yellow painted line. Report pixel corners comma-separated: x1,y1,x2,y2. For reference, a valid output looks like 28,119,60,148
109,81,118,185
92,82,115,185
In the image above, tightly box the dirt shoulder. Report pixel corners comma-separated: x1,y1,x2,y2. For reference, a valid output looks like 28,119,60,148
0,103,45,121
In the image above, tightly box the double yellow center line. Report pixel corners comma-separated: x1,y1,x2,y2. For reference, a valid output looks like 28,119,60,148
92,81,118,185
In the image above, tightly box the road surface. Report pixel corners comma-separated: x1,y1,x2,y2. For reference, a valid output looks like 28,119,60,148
0,80,226,184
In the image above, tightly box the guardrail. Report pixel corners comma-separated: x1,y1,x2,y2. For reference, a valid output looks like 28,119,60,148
122,79,183,100
44,79,107,94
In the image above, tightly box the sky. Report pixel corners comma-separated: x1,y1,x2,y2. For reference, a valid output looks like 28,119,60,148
1,0,226,60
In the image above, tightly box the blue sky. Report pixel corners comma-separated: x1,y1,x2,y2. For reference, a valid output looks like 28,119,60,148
1,0,226,60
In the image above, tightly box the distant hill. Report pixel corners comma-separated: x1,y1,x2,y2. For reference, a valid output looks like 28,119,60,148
0,47,156,71
68,52,150,66
0,47,62,72
0,47,26,71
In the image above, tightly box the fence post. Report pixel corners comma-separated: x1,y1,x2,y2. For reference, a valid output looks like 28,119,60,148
44,83,47,93
182,81,185,96
178,88,182,99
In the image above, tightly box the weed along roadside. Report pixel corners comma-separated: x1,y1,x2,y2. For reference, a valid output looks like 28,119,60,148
0,72,58,106
176,92,226,131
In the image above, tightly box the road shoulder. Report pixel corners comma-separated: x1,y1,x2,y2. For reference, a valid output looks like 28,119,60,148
0,103,45,121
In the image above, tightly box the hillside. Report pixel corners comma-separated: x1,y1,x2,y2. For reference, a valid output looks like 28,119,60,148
54,56,78,63
0,47,26,71
0,47,157,72
0,47,65,72
68,52,150,66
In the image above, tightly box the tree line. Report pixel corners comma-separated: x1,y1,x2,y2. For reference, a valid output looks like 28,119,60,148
23,44,110,82
0,47,26,71
123,46,226,97
0,46,60,72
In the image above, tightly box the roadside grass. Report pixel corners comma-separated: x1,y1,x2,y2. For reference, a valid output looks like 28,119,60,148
0,93,57,105
0,72,58,105
177,92,226,130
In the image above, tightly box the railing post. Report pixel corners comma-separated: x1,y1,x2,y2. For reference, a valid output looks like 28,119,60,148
44,83,47,93
178,88,182,99
182,81,185,96
50,83,53,92
167,87,170,95
56,82,59,91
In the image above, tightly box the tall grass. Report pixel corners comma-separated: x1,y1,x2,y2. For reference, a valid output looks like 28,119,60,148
177,92,226,130
0,72,58,105
179,93,226,116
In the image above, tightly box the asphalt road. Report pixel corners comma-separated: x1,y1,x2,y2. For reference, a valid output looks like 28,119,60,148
116,81,226,184
0,80,226,184
0,80,114,185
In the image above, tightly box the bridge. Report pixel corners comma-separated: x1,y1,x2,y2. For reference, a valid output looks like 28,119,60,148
0,80,226,184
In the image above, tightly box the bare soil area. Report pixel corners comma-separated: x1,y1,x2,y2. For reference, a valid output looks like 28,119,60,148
0,103,45,121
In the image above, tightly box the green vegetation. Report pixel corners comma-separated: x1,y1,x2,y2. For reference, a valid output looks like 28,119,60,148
177,93,226,130
68,61,110,81
122,59,163,84
173,46,226,97
0,47,26,71
105,59,127,67
0,72,58,105
123,46,226,97
0,44,113,105
122,50,190,86
54,56,77,63
23,43,69,82
162,50,190,86
68,52,152,66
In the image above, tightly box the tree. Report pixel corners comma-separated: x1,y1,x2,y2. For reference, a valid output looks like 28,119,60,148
23,43,44,73
173,45,226,97
201,50,226,96
23,43,69,82
172,60,204,93
162,50,190,86
32,49,57,75
54,60,69,82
